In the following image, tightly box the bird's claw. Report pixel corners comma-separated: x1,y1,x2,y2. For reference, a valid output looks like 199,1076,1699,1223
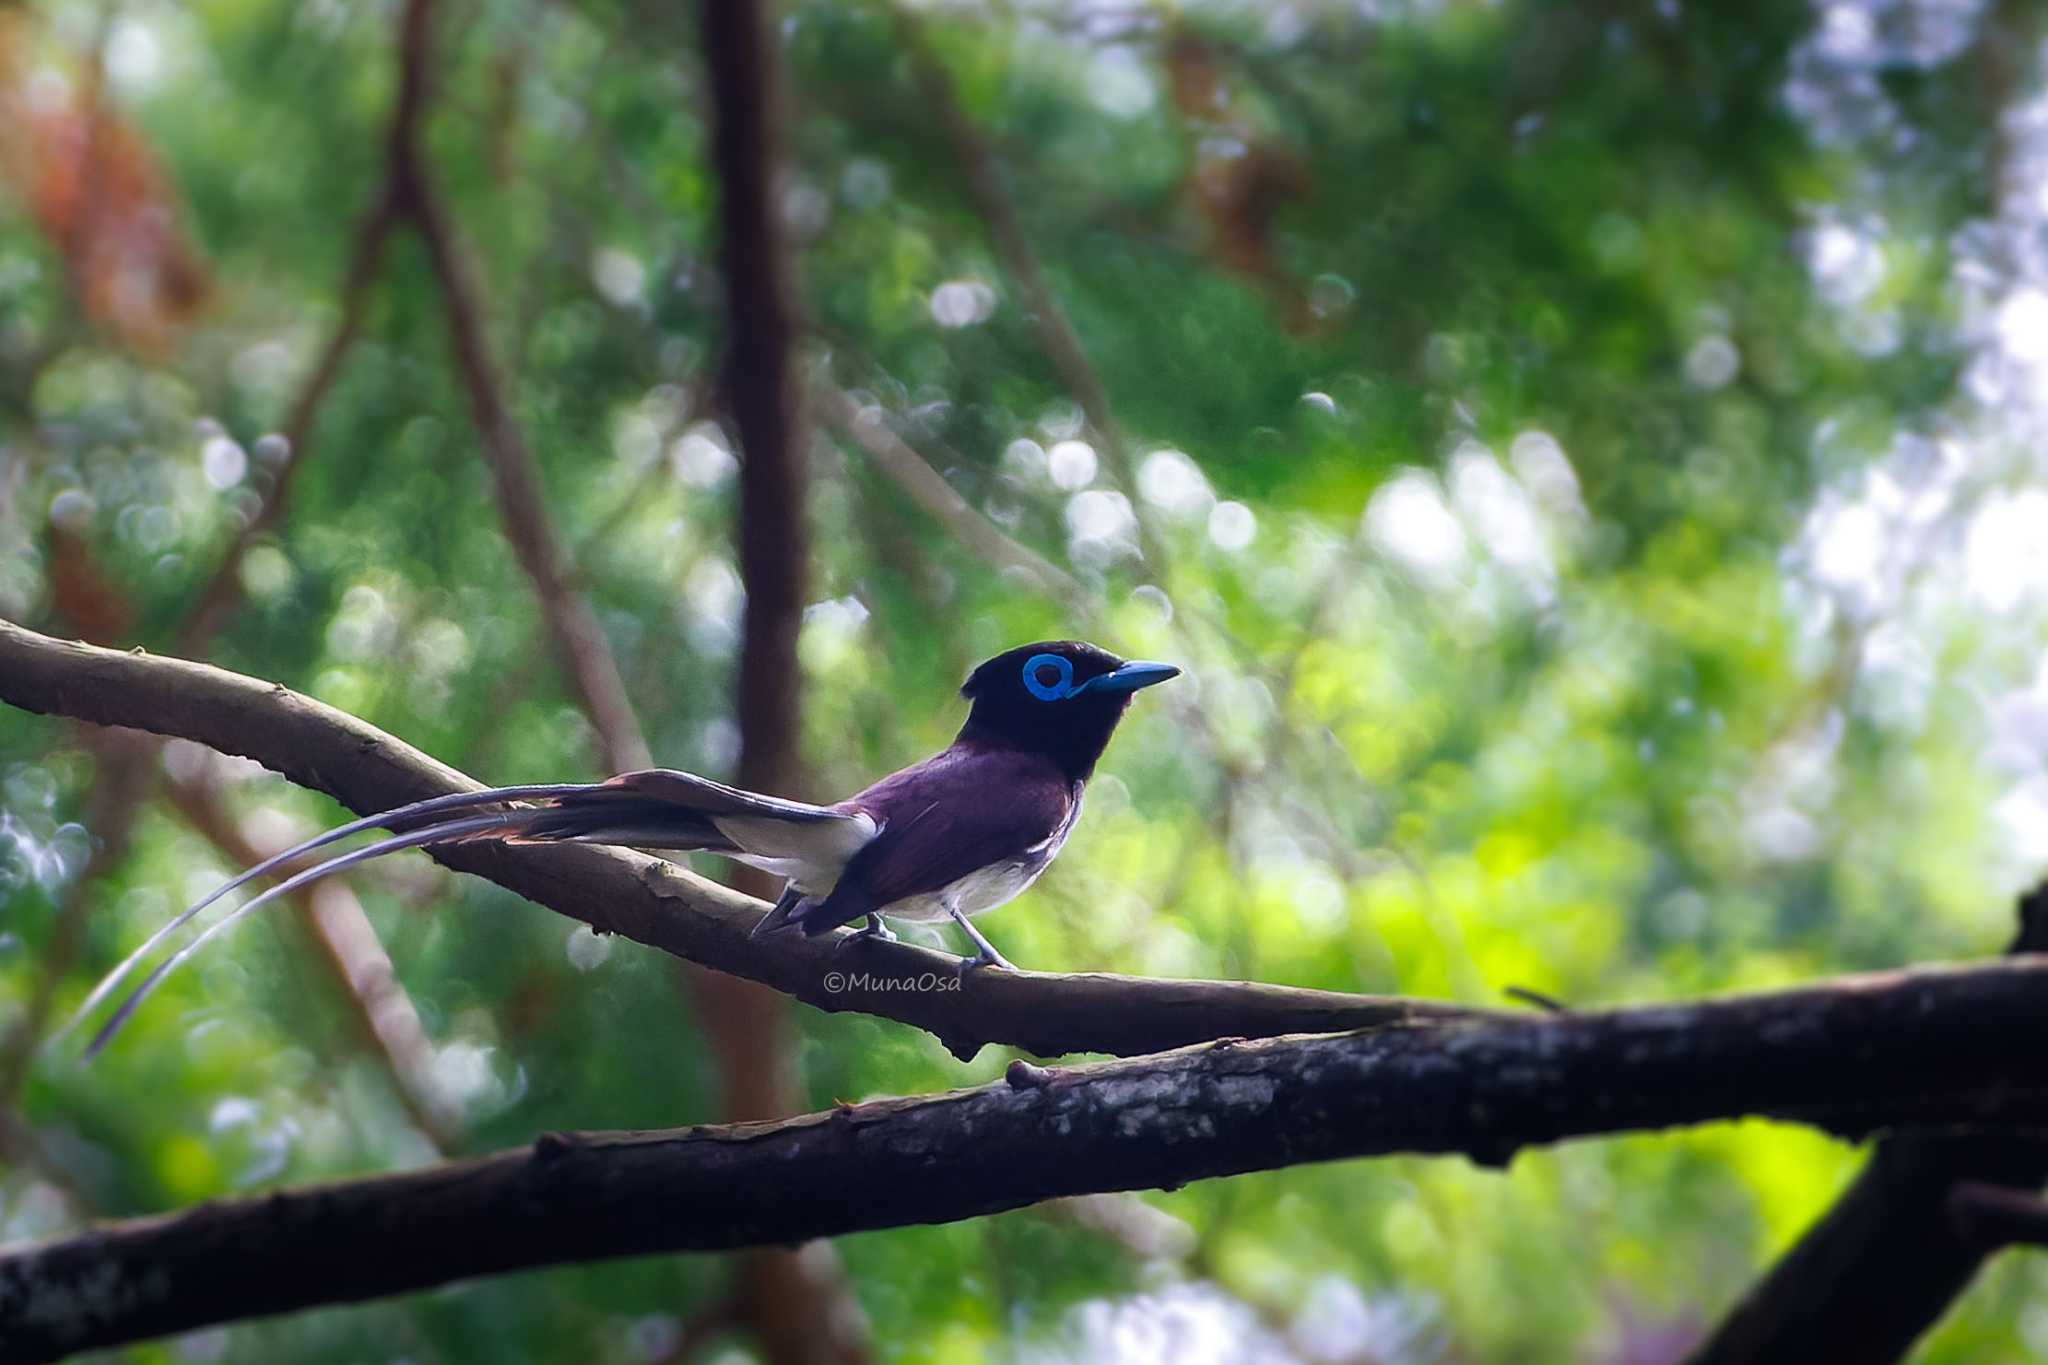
947,907,1017,971
962,945,1017,972
836,916,899,953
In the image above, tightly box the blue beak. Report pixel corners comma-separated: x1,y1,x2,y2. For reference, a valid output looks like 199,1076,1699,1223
1080,660,1181,695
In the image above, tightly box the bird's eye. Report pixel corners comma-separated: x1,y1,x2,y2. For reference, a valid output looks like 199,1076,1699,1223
1021,652,1075,701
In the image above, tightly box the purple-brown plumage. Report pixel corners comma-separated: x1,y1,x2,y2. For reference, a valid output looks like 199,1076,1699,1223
788,744,1081,935
67,641,1177,1053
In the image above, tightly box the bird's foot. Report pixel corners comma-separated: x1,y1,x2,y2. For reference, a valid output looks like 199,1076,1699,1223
948,908,1017,971
963,944,1017,971
836,916,900,953
751,884,808,940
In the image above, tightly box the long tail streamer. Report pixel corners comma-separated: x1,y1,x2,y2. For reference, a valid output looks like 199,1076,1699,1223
59,784,598,1055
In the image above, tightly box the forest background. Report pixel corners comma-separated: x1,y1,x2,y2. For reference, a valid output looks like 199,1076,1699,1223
5,0,2048,1360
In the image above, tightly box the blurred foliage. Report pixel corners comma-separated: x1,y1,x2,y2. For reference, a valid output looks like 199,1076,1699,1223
4,0,2048,1361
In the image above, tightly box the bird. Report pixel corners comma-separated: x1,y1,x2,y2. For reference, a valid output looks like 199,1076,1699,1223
65,640,1178,1055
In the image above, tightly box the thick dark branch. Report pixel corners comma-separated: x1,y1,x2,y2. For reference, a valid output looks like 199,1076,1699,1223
703,0,807,807
699,7,871,1357
698,0,812,1113
1687,886,2048,1364
9,964,2048,1361
1689,1141,2048,1364
0,620,1462,1057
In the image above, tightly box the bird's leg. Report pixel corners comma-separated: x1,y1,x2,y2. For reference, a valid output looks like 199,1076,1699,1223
751,883,809,939
947,906,1016,971
837,914,899,951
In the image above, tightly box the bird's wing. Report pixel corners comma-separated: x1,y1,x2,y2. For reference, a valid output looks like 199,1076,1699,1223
521,769,879,888
786,748,1076,934
66,767,877,1056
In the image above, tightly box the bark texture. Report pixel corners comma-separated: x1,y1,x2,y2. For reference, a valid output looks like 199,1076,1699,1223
0,620,1459,1061
8,962,2048,1360
1686,886,2048,1364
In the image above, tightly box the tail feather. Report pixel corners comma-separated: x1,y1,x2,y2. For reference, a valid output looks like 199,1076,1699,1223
52,782,602,1049
66,767,881,1055
81,811,530,1058
502,797,733,850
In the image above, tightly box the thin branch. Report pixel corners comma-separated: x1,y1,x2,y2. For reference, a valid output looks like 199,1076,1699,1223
1948,1180,2048,1249
12,520,457,1170
159,768,465,1153
1686,884,2048,1364
57,2,120,327
391,0,651,775
0,727,153,1107
176,0,429,652
894,7,1164,568
2,15,399,1113
0,619,1479,1059
1043,1193,1196,1262
815,386,1088,608
397,0,859,1345
173,182,399,655
376,3,865,1343
0,18,407,1102
883,18,1354,885
10,966,2048,1360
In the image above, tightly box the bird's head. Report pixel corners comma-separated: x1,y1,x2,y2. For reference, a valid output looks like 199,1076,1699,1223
957,640,1179,779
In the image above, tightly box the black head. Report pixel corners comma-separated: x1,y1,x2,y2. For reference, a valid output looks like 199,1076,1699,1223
957,640,1179,780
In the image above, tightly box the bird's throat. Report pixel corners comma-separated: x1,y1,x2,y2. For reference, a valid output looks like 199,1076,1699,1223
955,701,1130,783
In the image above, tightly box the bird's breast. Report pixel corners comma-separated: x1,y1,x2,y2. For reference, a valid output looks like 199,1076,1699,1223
880,791,1081,921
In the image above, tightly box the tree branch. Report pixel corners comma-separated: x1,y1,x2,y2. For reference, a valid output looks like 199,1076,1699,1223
0,57,403,1104
698,2,872,1356
392,0,652,775
0,620,1462,1058
1685,884,2048,1364
171,181,398,655
171,0,431,653
16,515,460,1159
815,386,1088,608
346,3,868,1348
702,0,807,817
894,7,1163,567
1948,1180,2048,1249
8,963,2048,1360
0,726,153,1107
159,766,465,1152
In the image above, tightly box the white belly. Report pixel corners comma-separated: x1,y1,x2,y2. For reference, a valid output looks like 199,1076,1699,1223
883,859,1047,922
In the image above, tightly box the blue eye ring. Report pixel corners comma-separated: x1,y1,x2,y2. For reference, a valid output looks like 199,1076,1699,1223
1021,652,1076,701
